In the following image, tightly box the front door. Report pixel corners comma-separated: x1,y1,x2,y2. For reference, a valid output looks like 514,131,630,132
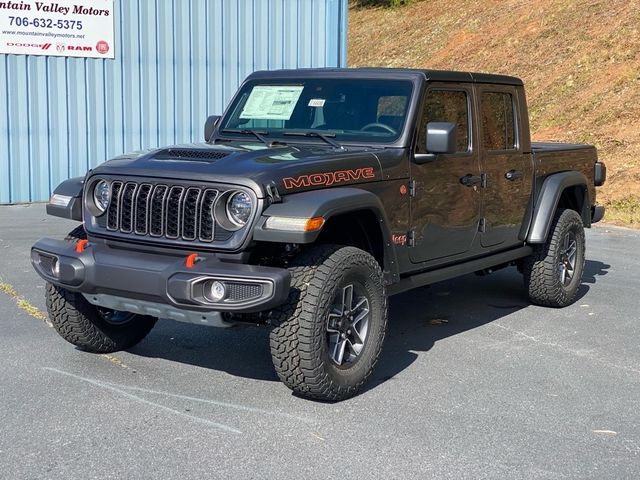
476,86,533,248
410,84,482,264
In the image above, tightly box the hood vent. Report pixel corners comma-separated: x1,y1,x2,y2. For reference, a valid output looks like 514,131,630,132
153,148,231,161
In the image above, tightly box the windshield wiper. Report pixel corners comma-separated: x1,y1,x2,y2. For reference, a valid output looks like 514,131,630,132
283,131,345,150
221,128,270,146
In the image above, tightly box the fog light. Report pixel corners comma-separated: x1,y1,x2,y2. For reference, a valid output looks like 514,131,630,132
207,281,227,302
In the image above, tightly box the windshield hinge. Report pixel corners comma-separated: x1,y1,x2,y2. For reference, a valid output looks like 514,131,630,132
408,229,416,247
265,181,282,204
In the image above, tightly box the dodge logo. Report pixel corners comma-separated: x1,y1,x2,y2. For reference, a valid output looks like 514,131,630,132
7,42,51,50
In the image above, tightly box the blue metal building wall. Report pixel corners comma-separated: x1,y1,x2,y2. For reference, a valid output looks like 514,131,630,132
0,0,348,204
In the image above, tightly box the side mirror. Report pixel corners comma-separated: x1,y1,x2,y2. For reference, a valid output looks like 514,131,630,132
204,115,221,142
426,122,457,154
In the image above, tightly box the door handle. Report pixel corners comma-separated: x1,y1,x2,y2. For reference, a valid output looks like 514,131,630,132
460,174,483,187
505,170,523,181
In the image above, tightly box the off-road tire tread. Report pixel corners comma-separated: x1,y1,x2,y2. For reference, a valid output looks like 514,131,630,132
45,225,156,353
269,245,387,401
47,283,112,352
523,208,585,307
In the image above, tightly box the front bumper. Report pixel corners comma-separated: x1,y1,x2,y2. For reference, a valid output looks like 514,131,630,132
31,238,291,314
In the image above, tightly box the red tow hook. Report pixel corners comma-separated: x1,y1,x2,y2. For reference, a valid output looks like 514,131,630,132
185,253,199,269
75,239,89,253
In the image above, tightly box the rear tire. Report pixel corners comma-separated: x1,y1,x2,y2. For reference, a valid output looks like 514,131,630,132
269,245,387,401
522,208,586,307
45,224,157,353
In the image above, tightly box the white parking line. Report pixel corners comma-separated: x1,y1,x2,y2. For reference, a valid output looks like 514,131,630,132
45,368,242,434
99,380,315,424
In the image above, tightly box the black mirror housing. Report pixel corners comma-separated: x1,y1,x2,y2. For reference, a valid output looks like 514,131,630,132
204,115,221,142
426,122,457,154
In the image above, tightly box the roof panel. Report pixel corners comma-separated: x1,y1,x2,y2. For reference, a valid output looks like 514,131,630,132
248,67,523,85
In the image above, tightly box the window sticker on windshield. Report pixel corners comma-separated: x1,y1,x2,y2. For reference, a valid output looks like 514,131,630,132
308,98,326,107
239,85,304,120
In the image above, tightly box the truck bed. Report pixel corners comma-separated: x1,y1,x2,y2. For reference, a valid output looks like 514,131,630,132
531,141,598,215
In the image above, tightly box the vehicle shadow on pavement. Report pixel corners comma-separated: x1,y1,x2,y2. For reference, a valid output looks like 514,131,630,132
363,259,610,394
129,260,609,390
131,321,279,381
582,259,610,284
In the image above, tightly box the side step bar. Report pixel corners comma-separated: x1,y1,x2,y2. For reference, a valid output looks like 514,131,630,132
388,246,532,296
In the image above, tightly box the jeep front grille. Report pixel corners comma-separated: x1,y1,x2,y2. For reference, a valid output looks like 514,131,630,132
106,181,221,243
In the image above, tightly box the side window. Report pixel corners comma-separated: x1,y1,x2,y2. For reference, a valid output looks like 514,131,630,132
481,92,516,150
419,90,469,153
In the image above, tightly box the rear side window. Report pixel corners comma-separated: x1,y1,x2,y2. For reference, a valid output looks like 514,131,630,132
420,90,469,153
481,92,516,150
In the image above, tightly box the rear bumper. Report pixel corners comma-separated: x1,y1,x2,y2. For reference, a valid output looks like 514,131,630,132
592,205,605,224
31,238,290,313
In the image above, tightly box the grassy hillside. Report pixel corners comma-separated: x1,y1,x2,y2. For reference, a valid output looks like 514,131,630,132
349,0,640,226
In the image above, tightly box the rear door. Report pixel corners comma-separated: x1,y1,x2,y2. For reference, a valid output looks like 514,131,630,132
409,84,482,263
475,85,533,248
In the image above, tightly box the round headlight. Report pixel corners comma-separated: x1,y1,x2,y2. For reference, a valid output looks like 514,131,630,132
92,180,111,213
226,191,252,227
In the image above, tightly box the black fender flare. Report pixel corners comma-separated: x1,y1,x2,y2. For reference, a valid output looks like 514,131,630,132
527,171,590,244
252,187,400,280
46,176,84,221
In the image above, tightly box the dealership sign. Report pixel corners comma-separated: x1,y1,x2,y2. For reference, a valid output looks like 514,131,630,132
0,1,114,58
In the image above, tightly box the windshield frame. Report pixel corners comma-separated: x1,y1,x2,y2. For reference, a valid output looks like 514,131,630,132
214,72,422,148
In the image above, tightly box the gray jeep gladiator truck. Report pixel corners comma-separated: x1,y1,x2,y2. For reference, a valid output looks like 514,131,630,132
32,68,606,400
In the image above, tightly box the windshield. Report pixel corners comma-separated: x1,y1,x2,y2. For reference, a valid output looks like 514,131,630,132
219,78,414,144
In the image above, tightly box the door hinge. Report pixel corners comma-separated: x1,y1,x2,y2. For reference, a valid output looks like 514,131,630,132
408,229,416,247
480,173,487,188
478,218,486,233
409,179,416,197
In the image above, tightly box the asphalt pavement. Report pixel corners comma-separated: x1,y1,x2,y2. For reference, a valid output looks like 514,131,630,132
1,204,639,479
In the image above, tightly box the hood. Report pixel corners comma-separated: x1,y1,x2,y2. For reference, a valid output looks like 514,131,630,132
91,142,384,198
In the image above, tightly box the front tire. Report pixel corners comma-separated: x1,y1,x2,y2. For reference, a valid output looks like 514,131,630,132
45,225,157,353
269,245,388,401
46,284,157,353
522,208,586,307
